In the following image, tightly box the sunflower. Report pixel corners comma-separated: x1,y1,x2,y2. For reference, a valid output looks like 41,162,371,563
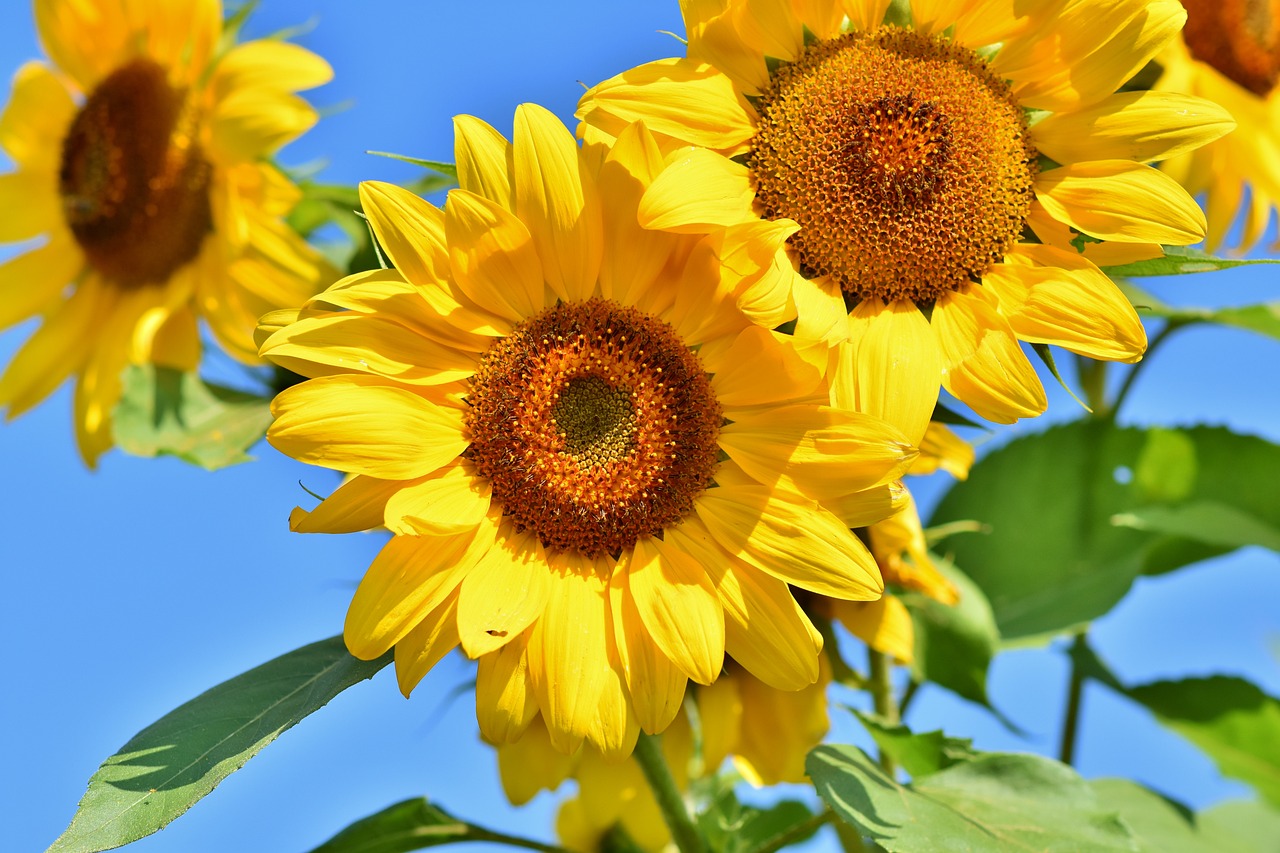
260,104,919,759
577,0,1234,425
1157,0,1280,251
0,0,334,463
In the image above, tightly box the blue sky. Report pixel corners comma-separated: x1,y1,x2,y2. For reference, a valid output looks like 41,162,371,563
2,2,1278,852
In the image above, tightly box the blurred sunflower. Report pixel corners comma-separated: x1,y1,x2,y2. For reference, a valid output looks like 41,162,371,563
260,104,918,758
578,0,1233,425
0,0,334,463
1157,0,1280,251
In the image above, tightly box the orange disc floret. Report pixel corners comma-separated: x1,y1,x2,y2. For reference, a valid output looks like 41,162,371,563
749,28,1037,306
58,59,213,288
1180,0,1280,96
466,298,722,556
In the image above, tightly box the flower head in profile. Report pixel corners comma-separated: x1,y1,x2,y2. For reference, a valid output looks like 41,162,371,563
1157,0,1280,251
0,0,334,463
578,0,1234,426
260,104,919,759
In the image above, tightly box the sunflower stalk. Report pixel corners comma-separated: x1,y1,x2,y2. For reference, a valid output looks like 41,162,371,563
633,732,708,853
866,648,900,776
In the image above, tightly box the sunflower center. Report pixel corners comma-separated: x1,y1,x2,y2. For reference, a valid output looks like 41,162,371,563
748,28,1037,305
465,298,722,557
58,58,213,288
1181,0,1279,96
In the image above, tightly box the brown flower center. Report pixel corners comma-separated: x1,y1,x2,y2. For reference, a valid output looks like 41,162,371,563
1181,0,1280,96
465,299,722,557
59,58,213,287
748,28,1037,305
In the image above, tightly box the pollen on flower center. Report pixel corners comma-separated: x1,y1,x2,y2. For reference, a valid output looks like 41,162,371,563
748,28,1037,305
465,298,722,557
1181,0,1280,96
59,58,213,287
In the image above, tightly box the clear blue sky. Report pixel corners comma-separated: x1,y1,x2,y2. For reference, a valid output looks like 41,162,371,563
2,3,1277,852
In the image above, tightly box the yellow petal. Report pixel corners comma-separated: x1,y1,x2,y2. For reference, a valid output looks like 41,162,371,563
394,587,462,696
35,0,131,90
1033,91,1234,166
445,189,547,322
126,0,220,85
577,58,757,155
718,405,917,500
0,61,76,171
696,485,883,600
988,245,1146,362
830,596,915,665
639,148,756,233
476,631,538,745
1035,161,1206,244
585,606,641,761
792,274,849,344
358,181,453,289
932,289,1047,423
0,282,103,418
697,676,743,774
209,89,318,161
512,103,602,303
457,526,551,658
707,326,824,407
384,460,493,536
846,0,894,29
840,299,942,445
626,537,725,685
0,170,62,242
496,715,573,805
596,121,680,307
608,561,688,734
0,235,82,331
912,424,975,480
528,552,612,754
268,374,468,479
260,312,477,386
454,114,515,210
344,520,496,660
290,474,402,534
210,40,332,103
825,481,909,528
733,656,831,784
996,0,1185,111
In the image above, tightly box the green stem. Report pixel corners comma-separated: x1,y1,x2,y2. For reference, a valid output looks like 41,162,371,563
634,732,706,853
867,648,900,776
1058,631,1088,767
749,809,838,853
898,678,922,720
1076,355,1111,417
468,826,579,853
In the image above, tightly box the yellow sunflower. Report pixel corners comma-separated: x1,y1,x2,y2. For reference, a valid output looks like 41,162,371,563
577,0,1234,425
260,104,919,759
1157,0,1280,251
0,0,334,463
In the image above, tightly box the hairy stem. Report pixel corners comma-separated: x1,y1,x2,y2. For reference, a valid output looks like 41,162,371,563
634,732,706,853
867,648,900,776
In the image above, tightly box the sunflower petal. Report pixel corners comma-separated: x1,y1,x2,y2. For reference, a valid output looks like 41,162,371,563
840,299,942,444
1033,91,1234,165
627,537,725,685
458,526,551,658
639,148,756,233
394,587,462,697
708,326,824,407
1035,161,1206,244
0,61,76,170
446,189,547,322
830,596,915,664
476,631,539,745
290,474,402,534
608,561,688,734
384,460,493,535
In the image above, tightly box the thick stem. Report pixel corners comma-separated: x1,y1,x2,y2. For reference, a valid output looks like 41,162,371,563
1058,632,1088,766
867,648,900,776
634,732,706,853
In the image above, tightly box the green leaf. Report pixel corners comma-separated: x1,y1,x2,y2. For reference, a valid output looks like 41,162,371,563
1103,246,1280,277
306,799,479,853
366,151,459,181
1197,800,1280,852
1090,780,1225,853
1127,677,1280,809
853,713,976,778
111,365,273,470
1112,502,1280,552
929,423,1280,642
807,745,1136,852
1121,282,1280,342
902,557,1000,705
698,784,820,853
1031,342,1090,412
49,637,392,853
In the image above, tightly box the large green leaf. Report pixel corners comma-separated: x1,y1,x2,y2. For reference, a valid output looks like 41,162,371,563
929,423,1280,641
807,745,1135,852
1197,800,1280,851
1103,246,1280,277
902,557,1000,705
1127,677,1280,809
112,365,273,470
307,799,494,853
1090,780,1247,853
49,637,391,853
853,713,976,779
